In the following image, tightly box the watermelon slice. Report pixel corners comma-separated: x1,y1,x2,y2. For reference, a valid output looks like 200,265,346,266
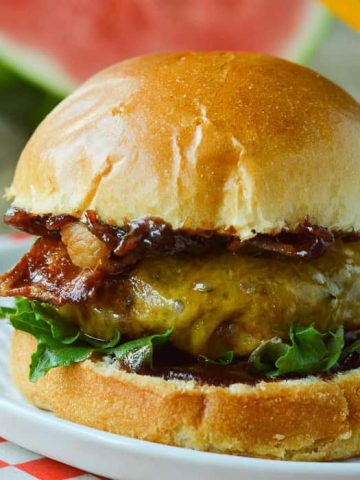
0,0,331,95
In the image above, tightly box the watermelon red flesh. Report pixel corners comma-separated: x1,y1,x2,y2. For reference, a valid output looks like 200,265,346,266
0,0,315,86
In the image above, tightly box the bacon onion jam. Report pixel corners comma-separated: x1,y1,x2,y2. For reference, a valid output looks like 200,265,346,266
4,207,344,259
2,207,360,386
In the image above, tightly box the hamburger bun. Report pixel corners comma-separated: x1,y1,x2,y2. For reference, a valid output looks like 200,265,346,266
7,52,360,239
11,330,360,461
4,52,360,462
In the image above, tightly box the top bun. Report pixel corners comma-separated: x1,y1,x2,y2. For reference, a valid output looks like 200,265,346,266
7,52,360,239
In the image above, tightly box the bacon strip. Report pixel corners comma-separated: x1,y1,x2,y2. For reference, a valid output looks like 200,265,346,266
0,237,105,305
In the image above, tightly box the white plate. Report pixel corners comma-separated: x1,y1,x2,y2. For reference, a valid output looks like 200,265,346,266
1,241,360,480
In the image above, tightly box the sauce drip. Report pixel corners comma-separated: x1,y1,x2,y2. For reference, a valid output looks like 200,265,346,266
118,333,360,387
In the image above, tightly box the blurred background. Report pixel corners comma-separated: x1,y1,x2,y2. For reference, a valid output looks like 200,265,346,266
0,0,359,234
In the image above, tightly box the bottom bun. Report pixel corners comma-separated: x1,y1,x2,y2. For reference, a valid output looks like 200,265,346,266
10,331,360,461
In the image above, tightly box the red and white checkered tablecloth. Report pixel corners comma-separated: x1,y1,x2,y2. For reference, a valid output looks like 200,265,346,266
0,437,109,480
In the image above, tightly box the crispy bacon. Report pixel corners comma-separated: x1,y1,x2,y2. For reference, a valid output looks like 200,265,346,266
0,237,106,305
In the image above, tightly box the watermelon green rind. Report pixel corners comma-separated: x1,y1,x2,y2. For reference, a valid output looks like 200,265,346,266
0,33,76,96
285,3,334,65
0,61,62,132
0,3,333,97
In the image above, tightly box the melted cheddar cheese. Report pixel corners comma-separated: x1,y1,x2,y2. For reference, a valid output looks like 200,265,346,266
60,241,360,357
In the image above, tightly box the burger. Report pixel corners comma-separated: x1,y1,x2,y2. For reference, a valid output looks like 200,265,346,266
1,52,360,461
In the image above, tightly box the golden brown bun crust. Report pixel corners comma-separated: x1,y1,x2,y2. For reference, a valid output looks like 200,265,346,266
8,52,360,238
11,330,360,461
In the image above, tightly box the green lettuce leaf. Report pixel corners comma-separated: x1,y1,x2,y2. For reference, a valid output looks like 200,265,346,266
9,298,80,343
248,338,289,375
340,338,360,361
199,351,234,366
2,299,359,381
0,299,172,382
84,329,121,349
111,330,173,370
30,343,94,382
0,306,17,316
249,325,344,377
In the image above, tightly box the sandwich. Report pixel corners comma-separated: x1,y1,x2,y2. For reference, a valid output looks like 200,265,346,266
1,52,360,461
